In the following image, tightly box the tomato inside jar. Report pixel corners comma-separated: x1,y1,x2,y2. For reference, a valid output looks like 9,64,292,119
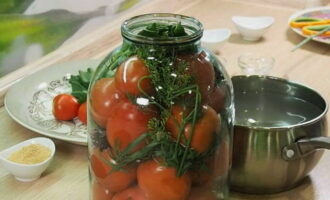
88,13,233,200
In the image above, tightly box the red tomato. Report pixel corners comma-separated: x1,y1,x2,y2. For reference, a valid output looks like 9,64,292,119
53,94,80,121
106,98,157,152
112,186,147,200
137,159,191,200
166,105,220,153
90,149,136,193
176,51,215,102
90,78,126,128
115,56,154,96
92,181,113,200
165,104,188,143
206,86,226,113
78,102,87,124
188,186,217,200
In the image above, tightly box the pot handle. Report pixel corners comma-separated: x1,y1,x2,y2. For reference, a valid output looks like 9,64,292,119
282,136,330,161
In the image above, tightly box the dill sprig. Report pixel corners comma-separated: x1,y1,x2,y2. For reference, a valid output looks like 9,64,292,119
136,45,207,176
109,133,158,170
137,45,193,108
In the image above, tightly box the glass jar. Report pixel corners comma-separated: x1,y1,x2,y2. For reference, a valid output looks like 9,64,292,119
88,13,234,200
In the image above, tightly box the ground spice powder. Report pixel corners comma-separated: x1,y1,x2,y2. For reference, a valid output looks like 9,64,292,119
8,144,51,164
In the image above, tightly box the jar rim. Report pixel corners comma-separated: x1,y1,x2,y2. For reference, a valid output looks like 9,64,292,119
121,13,203,44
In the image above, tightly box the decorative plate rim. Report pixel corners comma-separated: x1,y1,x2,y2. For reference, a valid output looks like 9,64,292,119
5,100,87,145
4,59,102,146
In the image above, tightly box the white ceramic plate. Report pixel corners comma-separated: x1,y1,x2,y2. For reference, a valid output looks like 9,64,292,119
288,7,330,44
5,60,101,146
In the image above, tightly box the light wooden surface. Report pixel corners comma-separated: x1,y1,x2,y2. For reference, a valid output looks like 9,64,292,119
1,0,330,199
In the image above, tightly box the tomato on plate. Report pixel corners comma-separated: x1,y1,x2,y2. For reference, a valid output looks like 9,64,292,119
115,56,154,96
90,78,126,128
92,181,113,200
137,159,191,200
106,98,157,153
78,102,87,124
166,104,220,153
53,94,80,121
90,149,136,193
176,51,215,102
112,186,147,200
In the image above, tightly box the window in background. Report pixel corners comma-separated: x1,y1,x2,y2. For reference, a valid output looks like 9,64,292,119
0,0,151,77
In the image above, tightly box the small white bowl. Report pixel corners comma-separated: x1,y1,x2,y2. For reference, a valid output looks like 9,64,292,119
0,137,55,182
201,28,231,52
232,16,274,41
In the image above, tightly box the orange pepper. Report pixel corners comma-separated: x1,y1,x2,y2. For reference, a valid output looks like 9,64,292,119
302,25,330,37
290,18,330,28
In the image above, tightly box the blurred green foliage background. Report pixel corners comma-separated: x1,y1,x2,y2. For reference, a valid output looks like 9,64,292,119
0,0,144,76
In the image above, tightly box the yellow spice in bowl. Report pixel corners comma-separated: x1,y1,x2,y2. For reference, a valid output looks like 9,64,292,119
8,144,51,164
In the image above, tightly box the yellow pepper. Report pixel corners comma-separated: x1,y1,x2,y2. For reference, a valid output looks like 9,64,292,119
290,17,330,28
302,25,330,37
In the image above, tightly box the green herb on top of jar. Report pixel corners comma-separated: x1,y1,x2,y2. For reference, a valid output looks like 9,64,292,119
138,22,188,37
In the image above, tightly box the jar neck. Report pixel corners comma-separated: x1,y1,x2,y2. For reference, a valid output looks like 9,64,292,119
121,13,203,46
122,38,202,54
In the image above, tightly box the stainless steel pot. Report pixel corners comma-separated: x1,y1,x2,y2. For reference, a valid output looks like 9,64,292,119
230,75,329,194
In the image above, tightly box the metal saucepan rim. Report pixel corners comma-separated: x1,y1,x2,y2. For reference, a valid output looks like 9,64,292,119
232,75,329,130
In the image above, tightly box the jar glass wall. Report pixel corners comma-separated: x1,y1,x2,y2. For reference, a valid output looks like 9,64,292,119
88,13,234,200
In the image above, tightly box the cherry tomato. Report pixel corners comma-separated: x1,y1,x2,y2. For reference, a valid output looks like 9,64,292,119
112,186,147,200
78,102,87,124
188,186,217,200
92,181,113,200
206,86,226,113
90,78,126,128
166,105,220,153
137,159,191,200
176,51,215,102
115,56,154,96
106,98,157,153
53,94,80,121
90,149,136,193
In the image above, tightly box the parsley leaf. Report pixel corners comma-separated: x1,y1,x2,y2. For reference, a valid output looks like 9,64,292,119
69,68,94,103
138,22,188,38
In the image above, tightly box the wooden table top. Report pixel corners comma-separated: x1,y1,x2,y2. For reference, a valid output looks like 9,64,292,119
1,0,330,199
